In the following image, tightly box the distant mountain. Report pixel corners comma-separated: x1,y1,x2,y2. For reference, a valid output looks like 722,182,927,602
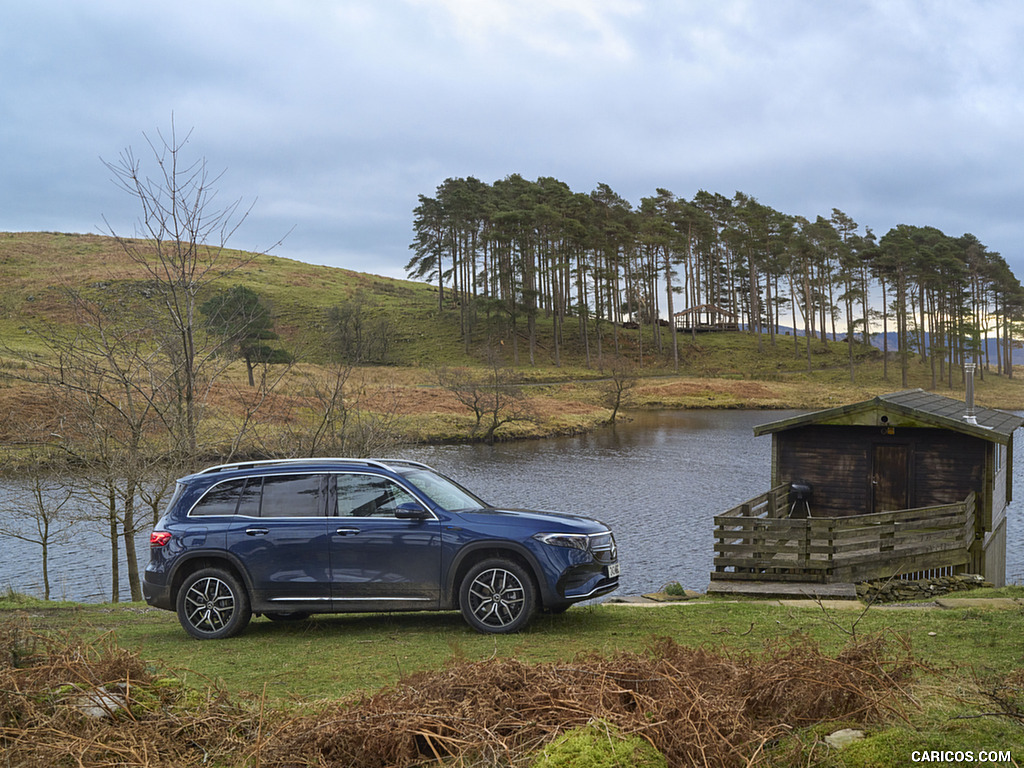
755,325,1024,366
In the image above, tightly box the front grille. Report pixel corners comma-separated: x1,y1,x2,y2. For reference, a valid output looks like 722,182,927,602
590,532,617,564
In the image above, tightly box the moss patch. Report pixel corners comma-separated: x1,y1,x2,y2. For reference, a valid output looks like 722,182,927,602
531,722,667,768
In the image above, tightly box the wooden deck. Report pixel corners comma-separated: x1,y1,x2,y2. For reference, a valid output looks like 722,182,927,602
712,485,976,584
705,580,859,600
672,322,739,333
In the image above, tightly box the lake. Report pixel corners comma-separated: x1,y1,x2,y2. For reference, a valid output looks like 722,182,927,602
2,410,1022,601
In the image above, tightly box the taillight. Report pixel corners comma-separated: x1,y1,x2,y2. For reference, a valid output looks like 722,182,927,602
150,531,172,547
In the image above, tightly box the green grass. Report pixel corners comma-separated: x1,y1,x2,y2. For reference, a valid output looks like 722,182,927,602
6,593,1023,704
5,594,1024,766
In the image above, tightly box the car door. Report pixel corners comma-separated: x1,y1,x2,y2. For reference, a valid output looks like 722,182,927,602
328,472,442,609
223,473,332,608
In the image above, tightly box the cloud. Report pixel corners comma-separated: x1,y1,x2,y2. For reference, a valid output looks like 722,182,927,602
409,0,641,60
1,1,1023,280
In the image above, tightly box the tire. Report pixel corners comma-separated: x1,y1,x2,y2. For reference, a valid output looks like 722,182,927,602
176,567,251,640
459,558,536,634
263,611,311,622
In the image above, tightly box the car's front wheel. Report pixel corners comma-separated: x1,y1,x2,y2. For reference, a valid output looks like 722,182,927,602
459,558,536,634
176,567,251,640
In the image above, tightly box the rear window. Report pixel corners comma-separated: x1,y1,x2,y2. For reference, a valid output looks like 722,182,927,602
190,478,247,517
189,474,325,517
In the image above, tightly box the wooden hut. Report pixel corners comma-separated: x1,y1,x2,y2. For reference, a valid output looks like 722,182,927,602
712,387,1023,587
672,304,738,332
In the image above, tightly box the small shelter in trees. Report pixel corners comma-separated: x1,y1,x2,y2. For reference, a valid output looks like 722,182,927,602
672,304,738,332
712,380,1023,588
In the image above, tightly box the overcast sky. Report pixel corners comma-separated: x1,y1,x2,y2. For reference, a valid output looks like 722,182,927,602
3,1,1024,281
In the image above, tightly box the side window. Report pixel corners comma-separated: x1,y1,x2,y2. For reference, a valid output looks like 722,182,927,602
236,477,262,517
259,474,324,518
190,479,247,517
335,474,420,518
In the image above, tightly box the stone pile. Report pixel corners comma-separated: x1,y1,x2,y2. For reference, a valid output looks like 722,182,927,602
856,573,991,603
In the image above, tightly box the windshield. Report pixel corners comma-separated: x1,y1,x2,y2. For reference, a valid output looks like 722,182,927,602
400,468,488,511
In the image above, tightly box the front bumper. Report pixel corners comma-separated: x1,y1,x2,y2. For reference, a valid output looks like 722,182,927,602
557,563,620,602
526,530,620,607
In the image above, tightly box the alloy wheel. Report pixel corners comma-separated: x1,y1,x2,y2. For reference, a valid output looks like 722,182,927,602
182,576,237,634
466,567,527,629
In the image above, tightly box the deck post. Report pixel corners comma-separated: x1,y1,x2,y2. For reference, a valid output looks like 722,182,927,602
879,521,895,554
743,504,762,573
824,520,835,580
797,519,810,570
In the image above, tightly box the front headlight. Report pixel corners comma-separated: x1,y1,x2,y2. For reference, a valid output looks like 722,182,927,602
533,532,591,551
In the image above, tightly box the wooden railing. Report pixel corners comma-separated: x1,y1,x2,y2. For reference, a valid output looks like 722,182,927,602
711,486,976,583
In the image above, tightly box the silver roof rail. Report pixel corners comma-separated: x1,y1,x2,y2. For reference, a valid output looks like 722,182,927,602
197,457,435,474
364,458,434,471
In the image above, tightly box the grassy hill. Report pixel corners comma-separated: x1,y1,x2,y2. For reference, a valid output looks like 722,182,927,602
0,231,462,364
1,231,1022,449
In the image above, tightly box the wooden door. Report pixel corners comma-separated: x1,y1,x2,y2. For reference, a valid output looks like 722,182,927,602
872,444,910,513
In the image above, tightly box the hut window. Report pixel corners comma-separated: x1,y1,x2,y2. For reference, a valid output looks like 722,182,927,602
995,444,1005,473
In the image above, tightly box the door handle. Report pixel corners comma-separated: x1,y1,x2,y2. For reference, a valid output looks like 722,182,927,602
245,527,270,536
335,527,360,536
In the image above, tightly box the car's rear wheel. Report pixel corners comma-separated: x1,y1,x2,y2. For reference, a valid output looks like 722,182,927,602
459,558,536,634
176,567,251,640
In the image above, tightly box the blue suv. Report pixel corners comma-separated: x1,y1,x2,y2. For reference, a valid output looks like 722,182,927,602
143,459,619,638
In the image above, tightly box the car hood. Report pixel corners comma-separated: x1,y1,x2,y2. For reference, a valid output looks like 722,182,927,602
451,506,608,532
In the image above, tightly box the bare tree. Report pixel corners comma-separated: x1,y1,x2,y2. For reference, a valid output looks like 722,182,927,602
602,355,638,423
2,122,296,596
326,293,396,364
205,351,301,462
0,457,78,600
3,286,172,601
435,366,489,432
138,464,183,529
436,353,534,444
101,119,277,463
268,362,402,458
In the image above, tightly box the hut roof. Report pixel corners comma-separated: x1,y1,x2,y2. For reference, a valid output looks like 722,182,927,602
672,303,737,319
753,389,1023,444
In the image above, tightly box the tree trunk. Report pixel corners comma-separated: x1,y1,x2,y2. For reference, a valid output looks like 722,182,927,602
123,488,142,602
664,247,679,371
108,487,120,603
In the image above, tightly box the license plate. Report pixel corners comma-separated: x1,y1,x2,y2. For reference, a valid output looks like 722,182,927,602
606,562,620,578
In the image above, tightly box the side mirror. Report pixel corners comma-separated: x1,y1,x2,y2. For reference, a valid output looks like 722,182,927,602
394,502,430,520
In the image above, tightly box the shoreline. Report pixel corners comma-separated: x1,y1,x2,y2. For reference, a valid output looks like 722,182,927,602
399,370,1024,445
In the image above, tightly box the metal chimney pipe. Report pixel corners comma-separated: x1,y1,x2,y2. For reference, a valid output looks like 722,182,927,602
964,362,977,424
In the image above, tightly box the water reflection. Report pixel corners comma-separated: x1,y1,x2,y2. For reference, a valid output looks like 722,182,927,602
2,410,1022,601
